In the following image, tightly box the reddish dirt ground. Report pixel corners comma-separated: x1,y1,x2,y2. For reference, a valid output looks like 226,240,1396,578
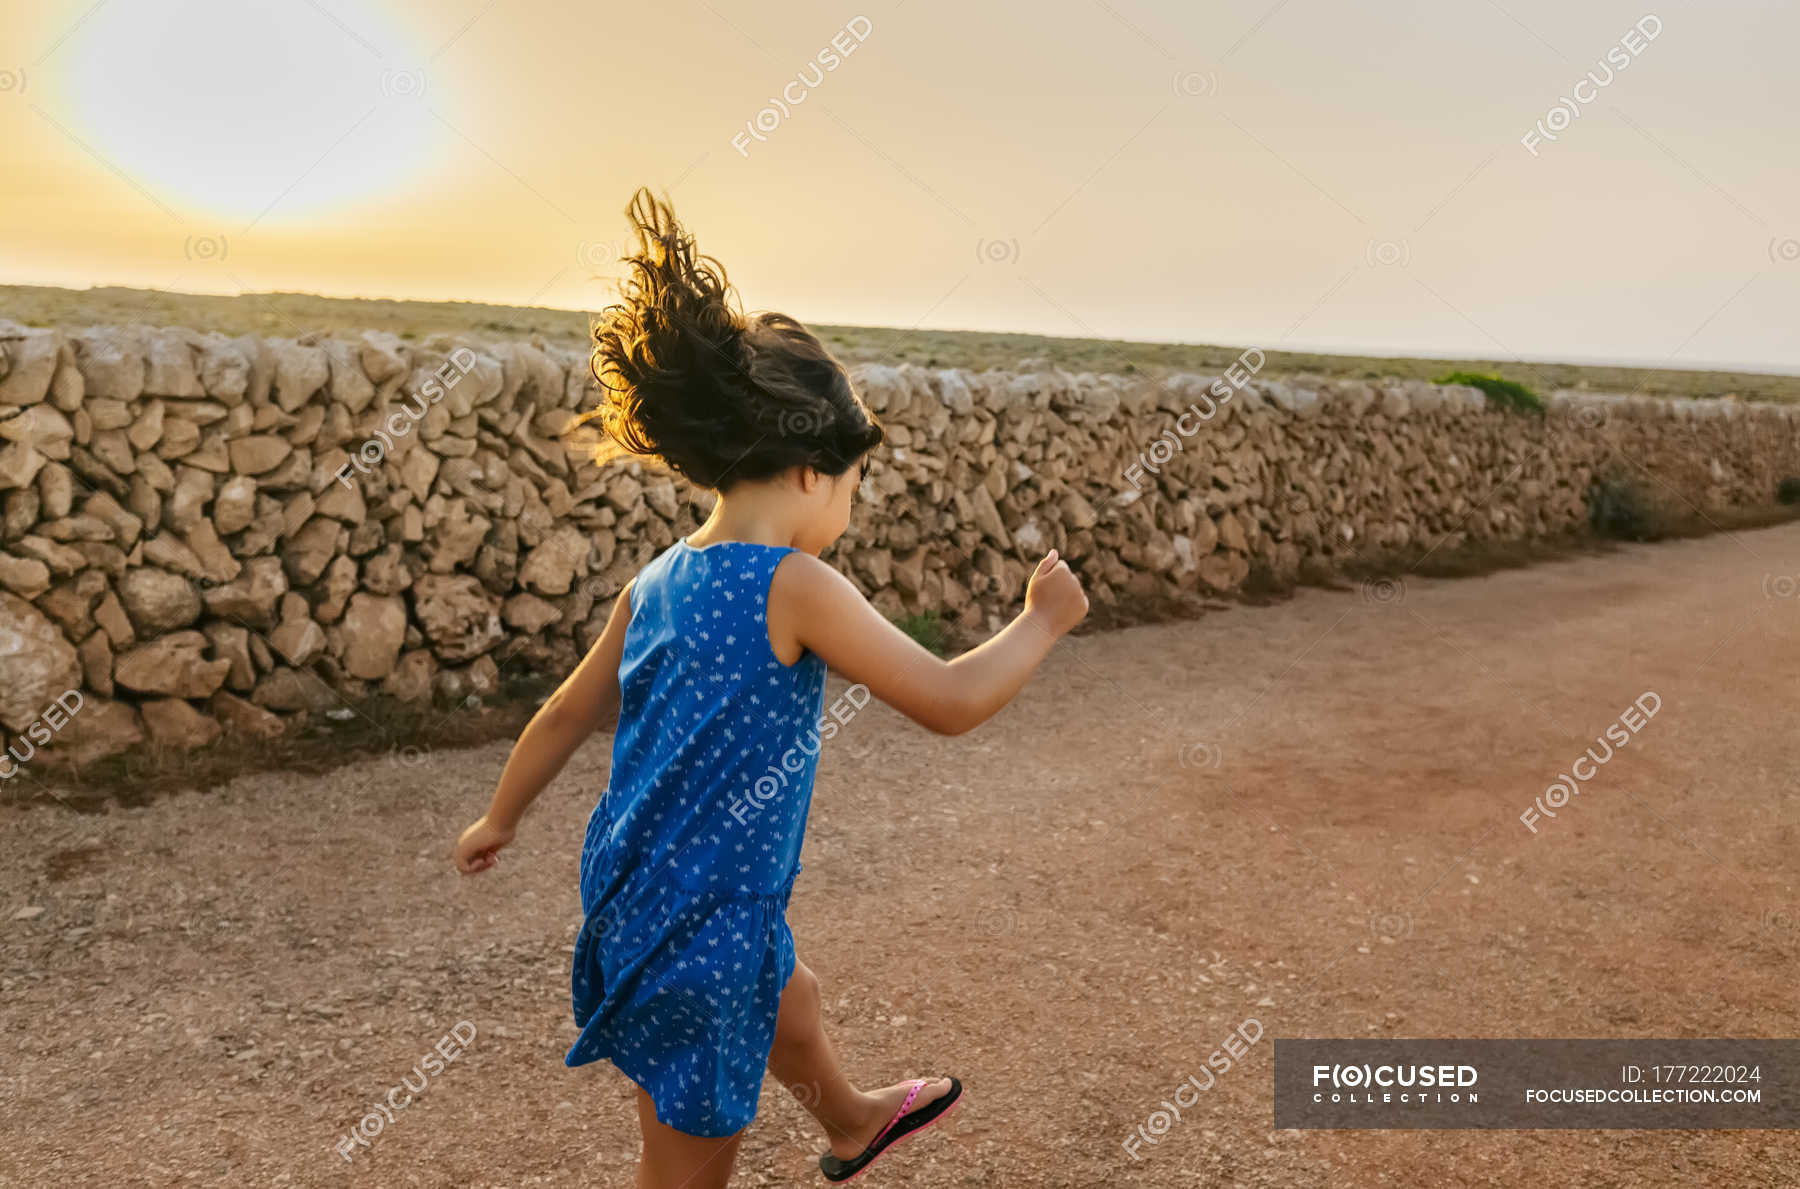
4,524,1800,1187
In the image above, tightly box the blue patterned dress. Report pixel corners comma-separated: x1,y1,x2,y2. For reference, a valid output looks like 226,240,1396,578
567,538,828,1137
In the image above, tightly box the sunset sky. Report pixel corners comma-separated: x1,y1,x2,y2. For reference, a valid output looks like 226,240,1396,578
3,0,1796,370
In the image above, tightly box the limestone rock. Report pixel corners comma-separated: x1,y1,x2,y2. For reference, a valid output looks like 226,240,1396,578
201,557,287,629
55,698,144,763
229,435,292,475
114,631,231,699
0,326,61,407
118,567,201,633
0,552,51,598
412,574,503,661
518,526,590,596
381,648,437,702
211,690,286,739
139,697,222,749
0,592,82,732
340,593,407,679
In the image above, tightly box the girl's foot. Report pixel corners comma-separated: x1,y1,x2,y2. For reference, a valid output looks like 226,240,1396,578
827,1077,957,1161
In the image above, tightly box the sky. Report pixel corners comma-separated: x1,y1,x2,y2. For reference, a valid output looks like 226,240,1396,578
2,0,1796,371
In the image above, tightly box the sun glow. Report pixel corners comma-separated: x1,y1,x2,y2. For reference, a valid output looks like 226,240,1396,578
60,0,445,226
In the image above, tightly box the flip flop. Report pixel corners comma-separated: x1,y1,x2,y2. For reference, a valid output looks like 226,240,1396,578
818,1077,963,1183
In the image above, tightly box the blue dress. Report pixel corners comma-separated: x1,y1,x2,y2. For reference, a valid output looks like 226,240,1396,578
567,538,828,1137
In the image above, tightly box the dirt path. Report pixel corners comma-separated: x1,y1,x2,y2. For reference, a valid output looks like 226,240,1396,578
5,525,1800,1188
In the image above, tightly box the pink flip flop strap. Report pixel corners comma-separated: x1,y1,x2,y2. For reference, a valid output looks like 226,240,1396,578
866,1079,926,1153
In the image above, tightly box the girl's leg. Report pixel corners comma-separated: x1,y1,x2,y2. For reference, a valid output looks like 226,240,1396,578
765,958,955,1160
633,1087,742,1189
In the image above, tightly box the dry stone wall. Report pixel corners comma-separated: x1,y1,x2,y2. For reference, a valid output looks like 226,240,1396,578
2,319,1798,769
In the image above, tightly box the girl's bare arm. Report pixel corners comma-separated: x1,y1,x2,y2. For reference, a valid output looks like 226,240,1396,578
454,580,634,874
769,550,1087,735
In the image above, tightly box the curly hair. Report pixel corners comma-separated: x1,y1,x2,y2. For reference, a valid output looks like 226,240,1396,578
582,187,883,490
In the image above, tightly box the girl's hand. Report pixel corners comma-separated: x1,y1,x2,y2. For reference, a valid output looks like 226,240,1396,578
454,815,516,875
1025,549,1089,638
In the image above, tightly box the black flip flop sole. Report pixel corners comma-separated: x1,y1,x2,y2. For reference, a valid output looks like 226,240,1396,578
819,1077,963,1182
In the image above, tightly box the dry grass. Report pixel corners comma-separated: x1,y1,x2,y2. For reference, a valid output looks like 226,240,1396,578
6,283,1799,402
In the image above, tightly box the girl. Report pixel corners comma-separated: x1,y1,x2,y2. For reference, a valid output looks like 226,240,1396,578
453,188,1088,1188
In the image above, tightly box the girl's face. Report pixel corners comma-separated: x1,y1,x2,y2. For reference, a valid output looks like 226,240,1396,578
797,455,870,555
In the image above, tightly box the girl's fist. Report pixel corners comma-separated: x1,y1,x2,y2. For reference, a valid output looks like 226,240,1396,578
454,815,515,875
1025,549,1089,638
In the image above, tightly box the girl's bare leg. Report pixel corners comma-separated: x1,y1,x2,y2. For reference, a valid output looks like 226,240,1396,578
633,1087,742,1189
766,958,955,1160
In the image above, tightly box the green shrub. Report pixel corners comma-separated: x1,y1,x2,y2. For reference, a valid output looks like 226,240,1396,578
1435,370,1545,415
1587,477,1660,540
1778,477,1800,505
892,610,950,655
